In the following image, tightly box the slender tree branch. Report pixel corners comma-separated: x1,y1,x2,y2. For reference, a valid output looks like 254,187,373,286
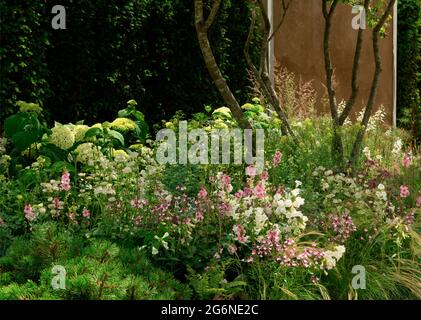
322,0,339,122
339,0,370,125
268,0,292,43
322,0,344,165
194,0,250,130
244,1,294,136
204,0,222,31
349,0,396,168
258,0,271,75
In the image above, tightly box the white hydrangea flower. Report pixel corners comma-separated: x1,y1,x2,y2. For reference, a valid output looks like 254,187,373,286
49,125,75,150
74,143,101,165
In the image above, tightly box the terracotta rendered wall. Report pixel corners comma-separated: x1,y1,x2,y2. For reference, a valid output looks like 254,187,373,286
273,0,394,125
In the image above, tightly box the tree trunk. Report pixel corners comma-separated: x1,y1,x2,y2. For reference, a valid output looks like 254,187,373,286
339,0,370,125
322,0,344,166
194,0,250,130
244,0,294,136
349,0,396,169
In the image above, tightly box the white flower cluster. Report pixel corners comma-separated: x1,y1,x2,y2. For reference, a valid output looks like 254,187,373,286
392,138,403,155
323,245,346,270
74,143,102,165
41,179,61,193
357,107,386,132
375,183,387,201
49,125,75,150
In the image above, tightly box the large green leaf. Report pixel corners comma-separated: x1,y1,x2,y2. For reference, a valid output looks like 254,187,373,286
108,130,125,147
4,112,42,151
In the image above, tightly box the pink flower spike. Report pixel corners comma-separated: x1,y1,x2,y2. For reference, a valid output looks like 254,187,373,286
195,210,204,222
402,154,411,168
24,204,36,221
416,196,421,207
273,150,282,167
400,185,410,198
254,182,266,199
198,186,208,199
60,171,71,192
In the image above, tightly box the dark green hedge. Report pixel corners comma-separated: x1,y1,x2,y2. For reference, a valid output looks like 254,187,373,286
0,1,51,121
397,0,421,143
0,0,257,125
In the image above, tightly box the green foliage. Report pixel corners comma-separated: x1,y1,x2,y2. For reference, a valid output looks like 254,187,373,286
397,0,421,144
0,223,191,300
0,1,51,122
0,1,258,126
4,112,44,152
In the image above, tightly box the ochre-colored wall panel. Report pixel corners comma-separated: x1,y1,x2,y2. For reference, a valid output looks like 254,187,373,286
273,0,394,125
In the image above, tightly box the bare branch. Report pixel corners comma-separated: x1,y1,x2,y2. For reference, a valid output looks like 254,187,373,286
322,0,339,122
349,0,396,168
244,2,294,136
268,0,292,43
194,0,251,130
339,0,370,125
204,0,222,31
257,0,271,75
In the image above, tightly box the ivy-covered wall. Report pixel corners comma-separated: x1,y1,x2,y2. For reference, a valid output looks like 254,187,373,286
0,0,257,126
397,0,421,143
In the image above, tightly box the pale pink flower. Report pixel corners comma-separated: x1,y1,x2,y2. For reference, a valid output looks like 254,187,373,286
254,182,266,199
245,165,257,177
195,210,204,222
82,208,91,218
243,187,253,197
400,185,410,198
198,186,208,199
24,204,36,221
130,199,143,208
235,190,244,199
402,155,411,168
218,174,232,192
0,217,4,226
133,216,142,226
69,212,78,224
60,171,71,192
416,196,421,207
260,171,269,181
273,150,282,167
228,245,237,254
233,224,249,244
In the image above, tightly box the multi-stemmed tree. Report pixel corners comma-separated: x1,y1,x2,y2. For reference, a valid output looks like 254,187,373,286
322,0,396,168
195,0,396,169
194,0,293,135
